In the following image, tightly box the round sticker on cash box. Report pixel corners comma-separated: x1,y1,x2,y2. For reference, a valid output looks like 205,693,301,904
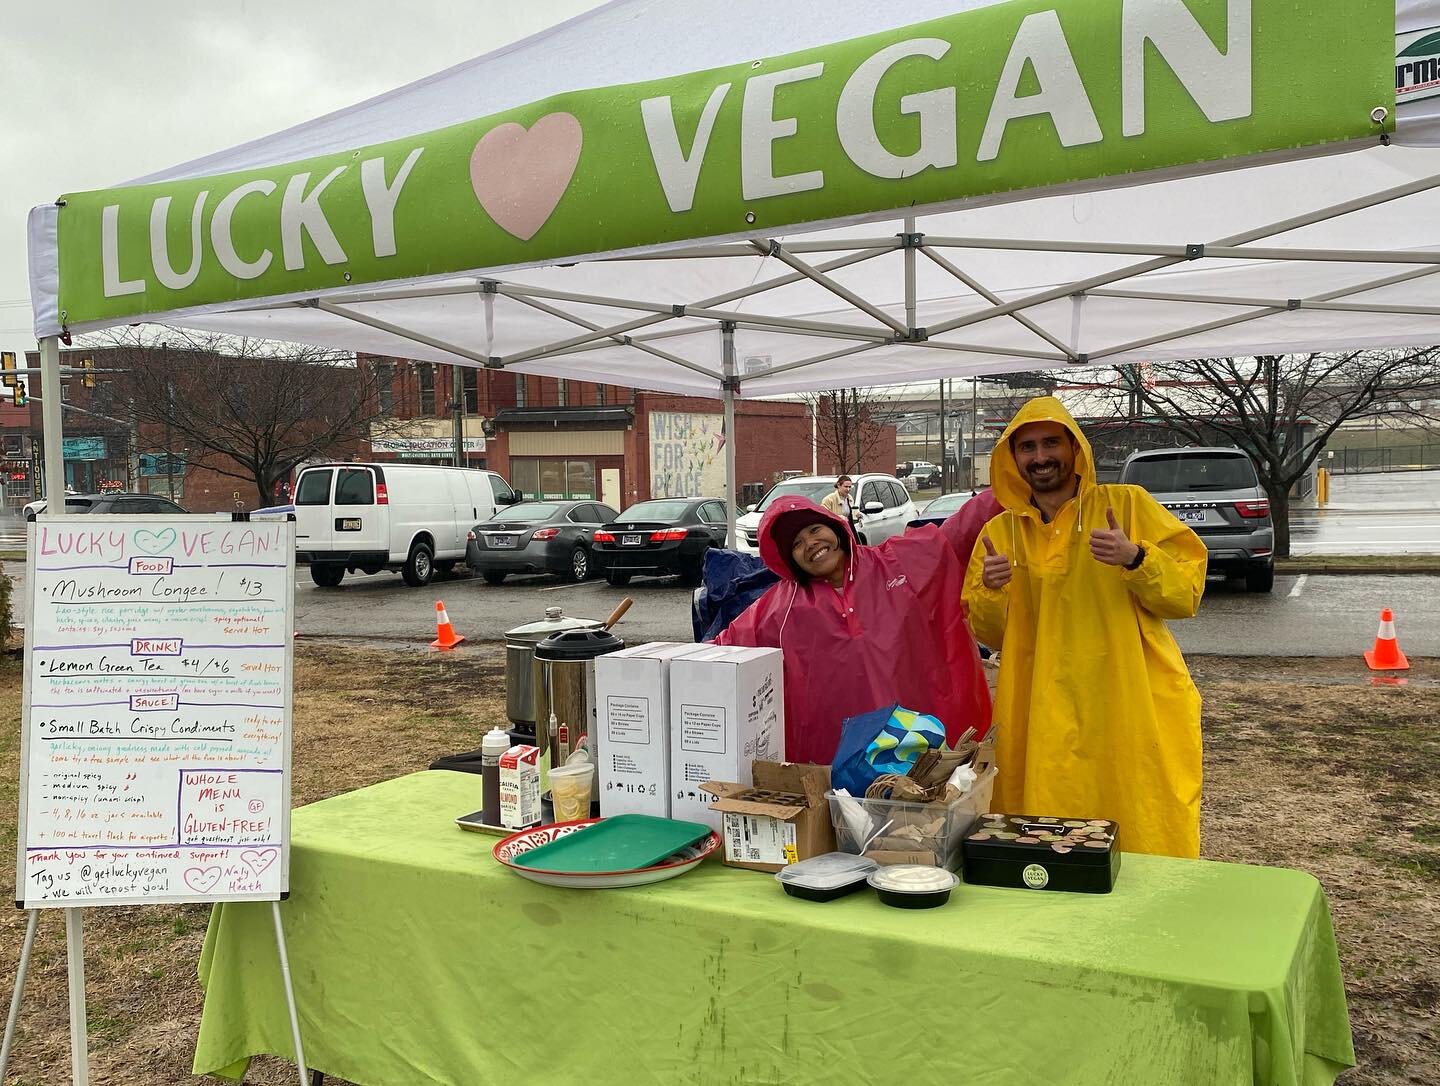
1022,863,1050,889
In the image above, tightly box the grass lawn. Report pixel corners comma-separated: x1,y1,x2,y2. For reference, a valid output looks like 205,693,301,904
1,646,1436,1084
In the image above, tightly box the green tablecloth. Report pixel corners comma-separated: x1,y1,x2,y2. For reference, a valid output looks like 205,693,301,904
193,771,1353,1086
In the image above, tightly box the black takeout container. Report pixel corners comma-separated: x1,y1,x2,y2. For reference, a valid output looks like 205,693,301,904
961,814,1120,894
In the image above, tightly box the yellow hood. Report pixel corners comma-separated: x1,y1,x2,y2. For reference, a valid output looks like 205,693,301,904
990,396,1097,513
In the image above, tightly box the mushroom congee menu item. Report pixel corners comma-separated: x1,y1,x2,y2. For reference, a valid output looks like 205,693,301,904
15,516,294,908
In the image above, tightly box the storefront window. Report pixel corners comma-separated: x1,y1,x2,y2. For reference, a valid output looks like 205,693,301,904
565,460,595,499
511,459,540,500
511,458,599,500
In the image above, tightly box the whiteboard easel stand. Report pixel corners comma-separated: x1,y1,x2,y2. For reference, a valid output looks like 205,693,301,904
1,902,307,1086
0,909,40,1078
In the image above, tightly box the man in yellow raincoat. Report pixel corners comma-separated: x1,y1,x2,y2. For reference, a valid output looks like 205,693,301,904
964,397,1207,858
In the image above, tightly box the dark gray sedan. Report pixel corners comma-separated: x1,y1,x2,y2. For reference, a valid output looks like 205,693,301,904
466,500,619,584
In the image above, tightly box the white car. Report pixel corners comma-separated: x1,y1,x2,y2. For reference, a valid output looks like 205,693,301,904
734,474,917,553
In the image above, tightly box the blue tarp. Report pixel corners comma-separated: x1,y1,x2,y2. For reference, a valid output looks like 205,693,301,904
691,548,779,642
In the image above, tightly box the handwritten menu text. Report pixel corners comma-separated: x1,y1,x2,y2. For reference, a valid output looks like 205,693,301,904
17,518,293,906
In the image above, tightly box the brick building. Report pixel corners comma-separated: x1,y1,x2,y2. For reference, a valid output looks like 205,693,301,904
358,355,896,508
4,345,895,513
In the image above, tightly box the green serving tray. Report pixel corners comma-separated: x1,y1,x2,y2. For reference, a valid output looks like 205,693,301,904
513,814,713,873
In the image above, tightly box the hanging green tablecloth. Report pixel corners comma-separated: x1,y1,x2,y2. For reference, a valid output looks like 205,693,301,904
193,770,1353,1085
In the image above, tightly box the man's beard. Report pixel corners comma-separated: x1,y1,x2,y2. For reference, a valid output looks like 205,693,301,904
1025,461,1072,493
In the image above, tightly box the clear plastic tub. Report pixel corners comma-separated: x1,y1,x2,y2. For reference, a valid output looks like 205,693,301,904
826,766,996,871
774,852,878,902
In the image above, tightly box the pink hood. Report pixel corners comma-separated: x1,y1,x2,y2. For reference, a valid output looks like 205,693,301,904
756,495,854,582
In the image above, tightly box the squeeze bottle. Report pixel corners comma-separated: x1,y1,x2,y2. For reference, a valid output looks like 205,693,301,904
480,727,511,827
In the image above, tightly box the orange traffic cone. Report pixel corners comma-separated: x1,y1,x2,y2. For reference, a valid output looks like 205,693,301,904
430,601,465,650
1363,608,1409,671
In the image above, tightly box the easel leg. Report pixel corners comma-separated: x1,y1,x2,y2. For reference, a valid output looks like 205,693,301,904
271,901,309,1086
65,908,89,1086
0,909,41,1079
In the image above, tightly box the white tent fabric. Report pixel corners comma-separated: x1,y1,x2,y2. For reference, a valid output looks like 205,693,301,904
26,0,1440,398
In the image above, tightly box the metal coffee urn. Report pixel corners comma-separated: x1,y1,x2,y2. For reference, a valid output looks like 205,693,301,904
532,627,626,771
505,607,601,731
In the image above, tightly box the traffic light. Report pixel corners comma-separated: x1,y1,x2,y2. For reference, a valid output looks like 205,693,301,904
13,380,26,407
1,352,14,389
81,357,96,389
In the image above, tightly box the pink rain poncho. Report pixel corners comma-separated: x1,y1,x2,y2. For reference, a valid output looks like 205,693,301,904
715,493,998,764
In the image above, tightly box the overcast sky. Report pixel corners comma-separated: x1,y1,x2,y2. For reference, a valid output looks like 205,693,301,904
0,0,600,352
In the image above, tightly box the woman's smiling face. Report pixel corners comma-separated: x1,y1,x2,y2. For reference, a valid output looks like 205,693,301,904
790,521,846,584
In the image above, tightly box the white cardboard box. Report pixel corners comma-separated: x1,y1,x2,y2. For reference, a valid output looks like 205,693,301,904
594,643,711,818
669,645,785,831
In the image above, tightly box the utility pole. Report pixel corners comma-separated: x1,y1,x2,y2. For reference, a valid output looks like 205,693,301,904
970,378,978,490
938,380,947,491
162,343,174,501
451,364,465,467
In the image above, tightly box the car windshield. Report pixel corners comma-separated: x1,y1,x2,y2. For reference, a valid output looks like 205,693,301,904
1126,454,1258,492
615,500,690,523
922,493,970,516
755,480,837,511
485,502,561,523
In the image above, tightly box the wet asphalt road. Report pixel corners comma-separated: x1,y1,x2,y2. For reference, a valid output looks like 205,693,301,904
12,561,1429,659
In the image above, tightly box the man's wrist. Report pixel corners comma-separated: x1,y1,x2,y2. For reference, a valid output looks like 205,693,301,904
1124,543,1145,570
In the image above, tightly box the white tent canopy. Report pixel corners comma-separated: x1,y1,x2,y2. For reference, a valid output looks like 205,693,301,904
28,0,1440,397
22,0,1440,528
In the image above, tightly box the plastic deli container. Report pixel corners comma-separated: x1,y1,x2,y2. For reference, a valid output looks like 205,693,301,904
774,853,879,902
827,766,996,870
868,865,959,909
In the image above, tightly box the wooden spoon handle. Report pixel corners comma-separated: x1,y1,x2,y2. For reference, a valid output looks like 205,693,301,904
602,597,634,629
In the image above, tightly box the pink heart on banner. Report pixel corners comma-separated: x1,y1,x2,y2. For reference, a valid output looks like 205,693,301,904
469,113,583,241
183,866,222,894
241,848,278,876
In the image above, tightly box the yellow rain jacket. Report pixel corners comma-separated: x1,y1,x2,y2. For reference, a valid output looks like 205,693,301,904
964,397,1207,858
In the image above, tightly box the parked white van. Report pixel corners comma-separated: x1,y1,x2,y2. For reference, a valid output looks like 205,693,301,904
293,462,519,588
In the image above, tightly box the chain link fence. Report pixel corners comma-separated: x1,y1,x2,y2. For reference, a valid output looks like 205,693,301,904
1328,444,1440,474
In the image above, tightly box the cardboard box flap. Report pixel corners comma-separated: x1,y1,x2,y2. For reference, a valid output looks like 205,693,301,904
704,782,811,822
751,761,831,794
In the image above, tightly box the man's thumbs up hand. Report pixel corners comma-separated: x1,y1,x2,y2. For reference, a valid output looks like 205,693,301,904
981,535,1013,590
1090,507,1140,567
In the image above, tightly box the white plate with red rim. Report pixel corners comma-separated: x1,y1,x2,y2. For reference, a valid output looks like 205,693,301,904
491,818,721,888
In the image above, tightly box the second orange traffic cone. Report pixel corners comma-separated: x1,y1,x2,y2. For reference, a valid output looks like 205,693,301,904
431,600,465,650
1363,608,1408,671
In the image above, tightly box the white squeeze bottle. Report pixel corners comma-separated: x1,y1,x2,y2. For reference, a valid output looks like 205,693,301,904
481,727,512,827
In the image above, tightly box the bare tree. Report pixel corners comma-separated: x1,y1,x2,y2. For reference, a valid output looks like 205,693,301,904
799,387,896,474
86,328,396,508
1095,351,1440,557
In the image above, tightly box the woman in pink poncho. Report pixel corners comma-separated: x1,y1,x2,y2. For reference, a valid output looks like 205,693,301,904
714,493,997,764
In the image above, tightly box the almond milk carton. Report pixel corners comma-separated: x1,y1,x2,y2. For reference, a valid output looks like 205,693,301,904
499,745,541,829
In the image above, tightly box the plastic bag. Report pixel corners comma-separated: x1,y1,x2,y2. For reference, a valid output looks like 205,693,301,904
830,704,946,796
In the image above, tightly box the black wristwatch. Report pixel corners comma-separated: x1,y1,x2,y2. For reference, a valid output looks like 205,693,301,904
1124,544,1146,571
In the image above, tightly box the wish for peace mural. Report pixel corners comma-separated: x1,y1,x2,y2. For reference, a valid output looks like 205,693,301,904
649,412,725,498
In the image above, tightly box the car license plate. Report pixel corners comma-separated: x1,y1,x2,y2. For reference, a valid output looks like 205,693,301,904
622,533,643,546
1177,509,1208,524
339,518,361,531
489,534,517,548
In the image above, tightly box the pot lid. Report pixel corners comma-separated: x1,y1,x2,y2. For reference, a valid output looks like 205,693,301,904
506,606,601,641
534,628,625,660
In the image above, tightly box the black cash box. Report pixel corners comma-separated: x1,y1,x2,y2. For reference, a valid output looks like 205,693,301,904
961,813,1120,894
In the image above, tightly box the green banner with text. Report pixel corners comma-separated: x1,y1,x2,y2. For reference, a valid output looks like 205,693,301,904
56,0,1395,328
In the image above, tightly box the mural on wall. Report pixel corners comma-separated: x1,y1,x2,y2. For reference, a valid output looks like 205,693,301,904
649,412,726,498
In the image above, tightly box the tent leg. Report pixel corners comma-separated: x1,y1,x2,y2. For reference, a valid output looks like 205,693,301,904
721,323,737,550
39,336,64,502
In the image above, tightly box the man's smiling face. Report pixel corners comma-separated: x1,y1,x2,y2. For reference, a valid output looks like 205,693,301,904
1012,421,1077,495
790,521,846,583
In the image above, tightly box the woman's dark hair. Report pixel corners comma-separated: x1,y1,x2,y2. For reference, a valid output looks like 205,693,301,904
836,474,853,486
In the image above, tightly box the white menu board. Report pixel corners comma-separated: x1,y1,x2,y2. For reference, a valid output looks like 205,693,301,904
15,516,294,908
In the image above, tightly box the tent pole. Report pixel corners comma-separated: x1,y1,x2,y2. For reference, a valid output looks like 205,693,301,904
721,323,737,550
39,336,64,502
